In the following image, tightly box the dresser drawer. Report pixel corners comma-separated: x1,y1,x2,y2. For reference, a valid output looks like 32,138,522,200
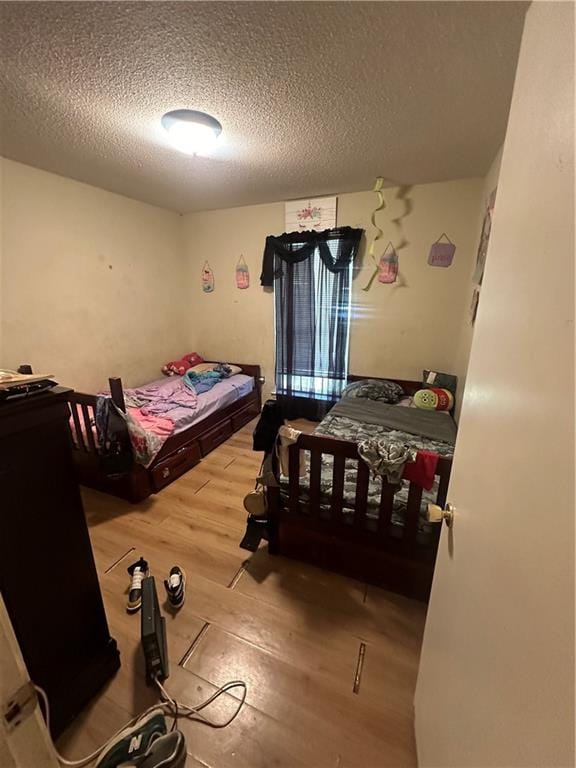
151,443,201,492
199,419,233,456
231,401,260,431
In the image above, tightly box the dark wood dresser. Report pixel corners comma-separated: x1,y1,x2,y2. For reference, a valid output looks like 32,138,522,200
0,387,120,736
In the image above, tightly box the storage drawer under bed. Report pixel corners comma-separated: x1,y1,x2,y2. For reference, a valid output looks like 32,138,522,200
199,419,233,456
151,443,201,492
231,400,260,431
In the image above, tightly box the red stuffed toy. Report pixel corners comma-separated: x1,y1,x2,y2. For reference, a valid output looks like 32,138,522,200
162,352,203,376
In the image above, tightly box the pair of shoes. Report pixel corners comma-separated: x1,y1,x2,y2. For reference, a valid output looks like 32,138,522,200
95,707,186,768
126,558,186,613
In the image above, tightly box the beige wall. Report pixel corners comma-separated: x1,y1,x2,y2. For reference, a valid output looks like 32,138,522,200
0,161,488,402
183,179,483,403
453,145,503,419
0,158,188,391
415,2,574,764
0,158,3,365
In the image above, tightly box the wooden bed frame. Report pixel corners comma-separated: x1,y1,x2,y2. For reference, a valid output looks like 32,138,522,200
67,363,262,503
266,377,453,601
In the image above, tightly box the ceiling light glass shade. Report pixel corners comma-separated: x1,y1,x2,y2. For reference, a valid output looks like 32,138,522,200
161,109,222,155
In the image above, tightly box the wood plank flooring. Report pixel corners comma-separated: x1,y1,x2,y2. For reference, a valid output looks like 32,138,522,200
58,419,427,767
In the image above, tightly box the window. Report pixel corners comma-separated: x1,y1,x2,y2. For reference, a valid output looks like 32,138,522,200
271,231,359,401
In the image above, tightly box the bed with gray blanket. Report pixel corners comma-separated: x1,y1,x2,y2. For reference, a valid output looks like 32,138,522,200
280,395,457,536
267,375,457,600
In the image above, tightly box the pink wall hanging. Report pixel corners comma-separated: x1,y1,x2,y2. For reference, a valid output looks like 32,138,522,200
202,261,215,293
428,233,456,267
377,242,398,284
235,255,250,289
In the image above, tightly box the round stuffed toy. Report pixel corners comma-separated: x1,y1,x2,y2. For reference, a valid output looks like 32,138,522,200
413,387,454,411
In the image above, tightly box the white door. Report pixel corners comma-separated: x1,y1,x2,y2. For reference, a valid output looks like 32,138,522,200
0,595,58,767
414,3,575,767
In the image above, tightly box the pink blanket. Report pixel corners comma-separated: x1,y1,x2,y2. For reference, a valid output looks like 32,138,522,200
128,377,198,416
123,378,198,465
109,374,253,467
124,409,174,467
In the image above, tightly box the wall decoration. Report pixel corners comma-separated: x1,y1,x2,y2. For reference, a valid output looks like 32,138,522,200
362,177,386,291
201,261,215,293
377,242,398,284
285,196,337,233
473,187,497,285
428,233,456,267
235,255,250,289
362,178,414,291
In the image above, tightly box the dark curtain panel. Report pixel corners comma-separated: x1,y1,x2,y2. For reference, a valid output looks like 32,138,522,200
260,226,362,287
271,228,362,402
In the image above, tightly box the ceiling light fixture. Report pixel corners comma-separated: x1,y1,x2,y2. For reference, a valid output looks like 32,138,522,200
161,109,222,155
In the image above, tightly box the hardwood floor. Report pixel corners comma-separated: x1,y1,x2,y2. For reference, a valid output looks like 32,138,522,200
58,419,427,767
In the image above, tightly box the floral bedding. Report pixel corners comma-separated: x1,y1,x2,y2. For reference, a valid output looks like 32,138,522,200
281,398,456,534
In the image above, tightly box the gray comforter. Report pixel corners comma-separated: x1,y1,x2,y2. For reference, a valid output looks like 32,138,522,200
282,396,456,534
327,397,457,444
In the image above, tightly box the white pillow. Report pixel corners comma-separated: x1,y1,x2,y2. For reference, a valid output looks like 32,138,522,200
187,362,218,373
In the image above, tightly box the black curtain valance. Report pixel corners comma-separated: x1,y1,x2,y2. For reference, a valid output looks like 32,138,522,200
260,226,363,286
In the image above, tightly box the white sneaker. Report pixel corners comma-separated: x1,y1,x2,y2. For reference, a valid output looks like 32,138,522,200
126,556,149,613
164,566,186,610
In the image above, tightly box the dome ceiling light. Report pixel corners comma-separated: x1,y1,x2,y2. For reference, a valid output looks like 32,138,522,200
161,109,222,156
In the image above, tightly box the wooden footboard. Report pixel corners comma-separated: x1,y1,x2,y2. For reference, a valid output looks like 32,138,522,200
68,391,98,454
67,388,152,501
267,433,452,601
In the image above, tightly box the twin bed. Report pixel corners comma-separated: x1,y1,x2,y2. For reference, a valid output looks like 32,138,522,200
267,376,456,600
68,363,262,502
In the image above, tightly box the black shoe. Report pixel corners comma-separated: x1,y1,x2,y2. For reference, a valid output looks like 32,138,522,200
239,515,269,552
164,566,186,609
126,556,150,613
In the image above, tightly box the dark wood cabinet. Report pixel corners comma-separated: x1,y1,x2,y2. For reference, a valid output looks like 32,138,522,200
0,388,120,737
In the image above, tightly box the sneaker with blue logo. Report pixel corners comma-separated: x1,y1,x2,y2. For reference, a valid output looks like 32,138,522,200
94,708,167,768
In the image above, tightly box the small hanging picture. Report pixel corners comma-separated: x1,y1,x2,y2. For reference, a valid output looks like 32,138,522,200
235,255,250,289
285,196,337,233
428,233,456,267
473,187,497,285
202,261,215,293
377,242,398,284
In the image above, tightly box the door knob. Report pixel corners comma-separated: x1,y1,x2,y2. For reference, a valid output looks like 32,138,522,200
426,502,455,528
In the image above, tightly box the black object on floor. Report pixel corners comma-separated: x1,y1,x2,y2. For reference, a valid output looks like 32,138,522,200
141,576,169,685
239,515,269,552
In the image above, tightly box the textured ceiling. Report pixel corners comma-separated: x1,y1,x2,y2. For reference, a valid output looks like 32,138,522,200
0,2,527,213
